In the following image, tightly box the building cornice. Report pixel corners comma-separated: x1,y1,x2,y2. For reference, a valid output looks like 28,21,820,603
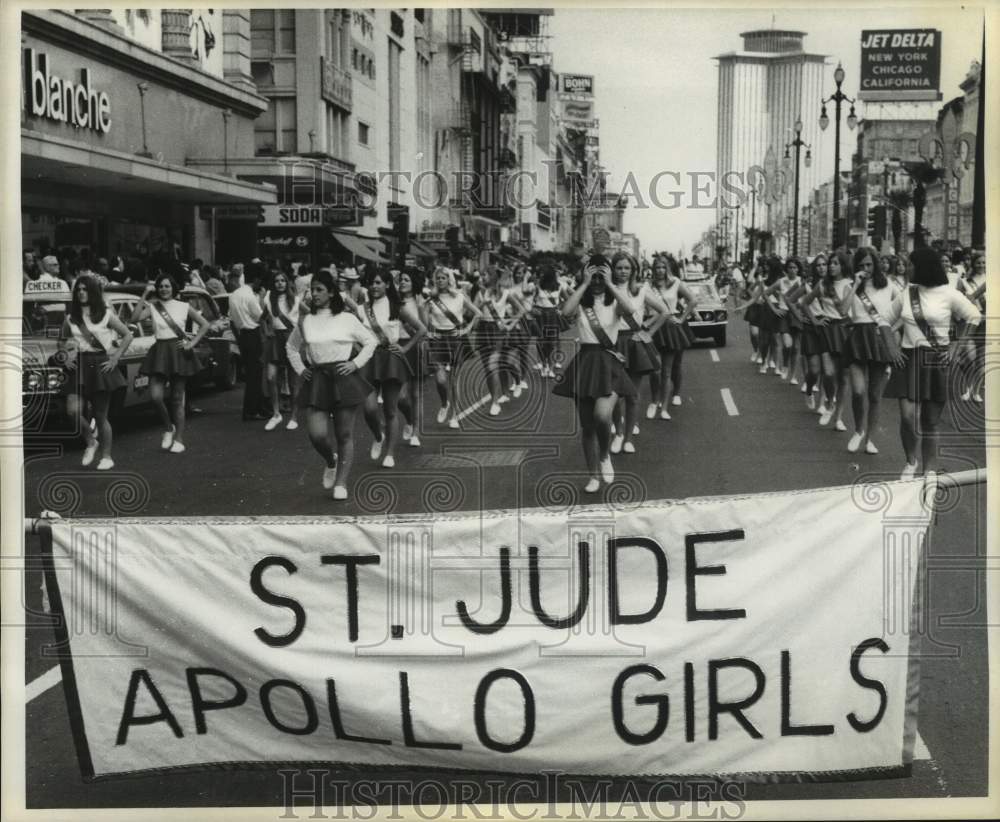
22,10,269,118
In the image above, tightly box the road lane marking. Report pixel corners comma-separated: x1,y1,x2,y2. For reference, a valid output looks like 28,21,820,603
915,731,930,760
26,665,61,703
455,394,492,422
720,388,739,416
709,349,720,362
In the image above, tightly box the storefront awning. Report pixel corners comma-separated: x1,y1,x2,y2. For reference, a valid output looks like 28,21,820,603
330,229,390,264
21,129,277,205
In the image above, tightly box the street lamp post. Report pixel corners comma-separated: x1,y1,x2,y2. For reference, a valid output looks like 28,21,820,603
747,185,757,265
783,118,812,258
819,62,857,251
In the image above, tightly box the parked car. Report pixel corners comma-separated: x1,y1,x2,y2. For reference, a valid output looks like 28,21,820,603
21,281,240,429
684,281,728,346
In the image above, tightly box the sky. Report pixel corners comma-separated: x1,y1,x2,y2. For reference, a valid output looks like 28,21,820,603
549,5,985,257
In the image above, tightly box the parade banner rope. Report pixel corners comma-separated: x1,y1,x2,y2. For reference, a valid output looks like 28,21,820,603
39,479,935,783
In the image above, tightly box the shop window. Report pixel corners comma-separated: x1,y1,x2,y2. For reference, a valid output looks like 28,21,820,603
358,121,370,146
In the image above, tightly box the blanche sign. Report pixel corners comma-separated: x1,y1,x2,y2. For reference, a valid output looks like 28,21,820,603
23,49,111,134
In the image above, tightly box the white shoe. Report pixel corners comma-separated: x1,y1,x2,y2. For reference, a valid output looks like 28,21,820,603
322,465,337,490
409,434,421,447
818,408,833,426
332,485,348,500
518,380,528,391
489,402,501,416
498,394,511,405
816,402,828,417
611,434,624,454
750,352,758,363
790,377,799,386
671,395,681,407
265,414,282,431
96,457,114,471
584,478,600,493
512,383,523,399
660,407,671,420
960,390,972,401
160,425,175,450
646,403,658,419
81,441,98,467
847,432,864,453
382,455,395,469
632,424,640,436
436,404,450,424
800,381,807,393
370,437,384,461
532,363,543,371
759,365,768,374
377,392,384,405
169,441,186,454
623,441,636,454
402,424,414,440
610,424,616,435
835,419,848,432
900,462,918,480
448,416,460,429
974,392,983,403
805,393,816,410
286,418,299,430
865,441,879,455
599,456,614,484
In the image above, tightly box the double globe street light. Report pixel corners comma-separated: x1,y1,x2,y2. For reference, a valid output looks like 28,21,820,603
819,62,858,250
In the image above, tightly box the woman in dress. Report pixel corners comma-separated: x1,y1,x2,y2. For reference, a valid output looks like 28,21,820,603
649,255,698,419
285,269,377,500
423,267,482,429
840,246,903,455
262,268,300,431
359,268,427,468
609,252,669,454
531,263,568,379
131,273,211,454
396,267,427,447
475,267,530,416
554,256,637,493
884,247,981,478
57,275,133,469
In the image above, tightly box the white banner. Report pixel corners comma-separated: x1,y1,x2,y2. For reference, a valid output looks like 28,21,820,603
43,481,929,781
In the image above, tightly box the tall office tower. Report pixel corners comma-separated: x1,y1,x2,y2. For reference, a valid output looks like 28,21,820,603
715,29,827,254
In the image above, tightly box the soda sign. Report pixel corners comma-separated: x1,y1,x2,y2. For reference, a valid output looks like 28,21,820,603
259,206,324,227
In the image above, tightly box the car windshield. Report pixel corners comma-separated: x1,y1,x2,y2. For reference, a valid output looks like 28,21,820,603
22,300,68,338
687,284,718,303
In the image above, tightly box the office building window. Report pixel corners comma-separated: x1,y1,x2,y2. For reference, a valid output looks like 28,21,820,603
251,9,296,55
358,122,370,146
255,97,297,155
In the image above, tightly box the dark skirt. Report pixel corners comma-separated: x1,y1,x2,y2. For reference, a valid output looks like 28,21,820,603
745,302,764,327
399,337,421,377
617,329,658,375
883,347,948,403
367,346,412,386
535,306,562,339
426,332,467,368
262,329,290,366
843,323,895,365
298,362,373,411
140,339,204,378
507,317,532,349
817,319,848,355
476,321,510,354
654,321,693,352
757,303,784,334
778,311,803,334
63,351,127,397
553,344,638,400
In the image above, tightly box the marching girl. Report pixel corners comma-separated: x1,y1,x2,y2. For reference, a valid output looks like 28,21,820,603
796,254,828,410
956,252,986,403
736,256,785,375
841,246,903,455
742,258,765,363
888,255,910,293
396,268,427,447
799,250,853,430
475,267,530,416
423,267,482,429
509,266,536,393
760,256,806,382
554,256,637,493
609,252,669,454
649,255,698,419
262,268,300,431
358,268,427,468
286,269,377,500
131,273,211,454
531,263,568,378
57,275,133,470
884,247,981,478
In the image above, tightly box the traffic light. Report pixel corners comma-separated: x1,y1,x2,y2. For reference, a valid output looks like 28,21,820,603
866,207,877,237
873,205,887,240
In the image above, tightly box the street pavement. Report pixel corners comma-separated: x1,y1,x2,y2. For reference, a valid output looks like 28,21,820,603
20,317,990,807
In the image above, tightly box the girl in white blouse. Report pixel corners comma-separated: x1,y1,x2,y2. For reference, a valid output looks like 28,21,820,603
57,275,133,470
475,267,529,416
286,269,378,501
649,255,698,419
358,268,426,468
884,247,981,478
554,256,637,493
262,269,300,431
396,268,427,447
131,273,211,454
531,263,569,378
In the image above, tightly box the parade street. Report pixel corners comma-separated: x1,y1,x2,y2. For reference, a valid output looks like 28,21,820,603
22,319,989,806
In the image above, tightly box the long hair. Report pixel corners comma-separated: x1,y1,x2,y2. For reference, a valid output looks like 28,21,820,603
430,266,457,296
268,269,295,315
853,246,887,289
909,247,949,288
610,252,638,286
399,267,425,300
537,263,559,293
579,254,614,308
69,275,106,326
309,269,345,314
365,267,401,321
823,250,852,299
784,256,803,279
153,272,180,300
764,256,784,286
807,253,827,289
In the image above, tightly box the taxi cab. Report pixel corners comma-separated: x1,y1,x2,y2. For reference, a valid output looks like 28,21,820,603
21,279,240,430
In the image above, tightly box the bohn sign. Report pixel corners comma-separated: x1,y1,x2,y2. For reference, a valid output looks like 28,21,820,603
23,48,111,134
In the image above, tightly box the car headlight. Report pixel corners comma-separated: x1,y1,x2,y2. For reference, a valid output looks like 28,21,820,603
46,370,64,389
25,371,41,391
716,310,727,321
